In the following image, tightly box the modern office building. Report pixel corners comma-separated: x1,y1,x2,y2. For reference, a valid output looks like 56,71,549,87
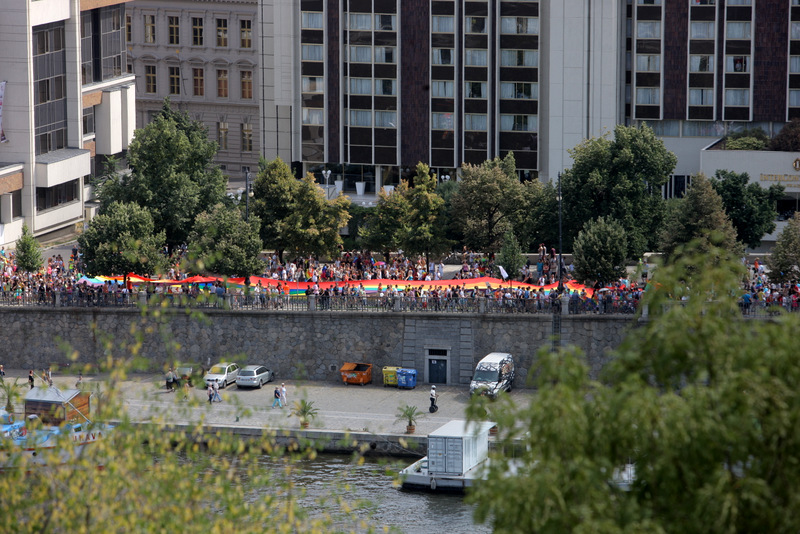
0,0,135,248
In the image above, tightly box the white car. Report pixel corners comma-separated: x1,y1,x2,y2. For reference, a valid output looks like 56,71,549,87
203,362,240,388
236,365,274,389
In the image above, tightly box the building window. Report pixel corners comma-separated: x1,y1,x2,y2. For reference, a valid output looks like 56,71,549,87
347,110,372,127
432,48,453,65
302,76,323,92
193,68,204,96
192,17,204,46
636,87,660,105
636,54,661,72
302,108,324,125
500,17,539,35
792,22,800,40
240,70,252,99
727,0,751,4
466,81,486,98
689,88,713,106
432,80,454,98
217,69,228,97
466,17,487,34
241,124,253,152
726,22,751,39
144,14,155,43
638,0,662,3
303,12,325,29
217,122,228,149
375,79,396,96
725,88,749,106
303,44,324,61
431,112,454,130
790,90,800,107
216,19,228,46
431,16,454,33
500,114,537,132
80,13,93,84
465,49,488,66
169,66,180,94
690,22,715,39
145,65,156,93
349,78,372,95
726,56,750,73
125,14,131,42
347,13,370,30
791,56,800,73
83,106,95,135
36,179,79,212
689,55,714,72
168,16,180,45
637,21,661,38
375,46,396,63
500,82,537,99
240,20,252,48
375,111,397,128
500,49,538,67
375,14,396,31
464,114,487,131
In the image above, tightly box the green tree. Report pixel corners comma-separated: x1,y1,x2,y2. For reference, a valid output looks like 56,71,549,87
14,224,42,273
572,216,628,285
97,99,226,248
659,173,741,261
562,124,677,257
766,212,800,284
769,119,800,151
359,182,410,260
468,246,800,533
497,231,525,280
451,154,525,252
725,136,766,150
186,203,262,277
78,202,168,277
281,173,351,261
518,180,559,254
396,163,450,262
710,170,783,249
252,157,300,263
435,179,464,248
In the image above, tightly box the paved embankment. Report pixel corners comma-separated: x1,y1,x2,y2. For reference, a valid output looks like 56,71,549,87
8,371,534,457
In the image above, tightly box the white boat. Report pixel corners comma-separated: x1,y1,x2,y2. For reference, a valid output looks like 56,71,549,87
0,386,113,470
399,419,496,493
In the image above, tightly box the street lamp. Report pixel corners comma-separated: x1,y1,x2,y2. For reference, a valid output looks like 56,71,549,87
558,172,563,293
244,170,253,221
322,169,332,199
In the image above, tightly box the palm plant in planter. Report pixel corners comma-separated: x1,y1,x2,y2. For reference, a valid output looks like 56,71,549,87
396,404,423,434
292,399,318,429
0,378,23,414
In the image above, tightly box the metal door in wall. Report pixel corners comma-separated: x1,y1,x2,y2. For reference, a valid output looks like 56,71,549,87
428,358,448,384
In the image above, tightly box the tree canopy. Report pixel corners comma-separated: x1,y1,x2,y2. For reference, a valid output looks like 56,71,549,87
710,170,783,249
96,99,226,248
659,173,741,261
451,154,526,253
469,245,800,533
77,202,167,277
766,212,800,284
572,216,628,285
251,157,298,262
186,203,262,277
561,124,677,258
769,119,800,151
14,224,42,273
394,163,450,262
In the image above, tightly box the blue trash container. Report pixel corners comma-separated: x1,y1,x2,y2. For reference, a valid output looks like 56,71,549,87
397,368,417,389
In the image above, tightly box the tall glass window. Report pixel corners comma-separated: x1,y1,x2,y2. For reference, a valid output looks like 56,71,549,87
432,80,454,98
168,16,179,45
192,17,203,46
168,66,180,94
465,49,488,66
432,49,453,65
500,115,537,132
349,78,372,94
431,16,454,33
216,19,228,46
303,12,324,29
464,114,487,131
240,20,252,48
375,111,397,128
500,49,538,67
193,68,204,96
465,82,486,98
500,17,538,34
375,79,396,96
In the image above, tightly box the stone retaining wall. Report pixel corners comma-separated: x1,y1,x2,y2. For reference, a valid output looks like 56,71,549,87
0,308,636,386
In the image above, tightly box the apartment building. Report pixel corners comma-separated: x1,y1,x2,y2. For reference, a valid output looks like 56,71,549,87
0,0,135,247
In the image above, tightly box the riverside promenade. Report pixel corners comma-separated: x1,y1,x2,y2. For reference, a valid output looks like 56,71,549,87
8,370,534,456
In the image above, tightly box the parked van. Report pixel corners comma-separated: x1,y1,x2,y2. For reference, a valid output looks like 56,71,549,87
469,352,515,399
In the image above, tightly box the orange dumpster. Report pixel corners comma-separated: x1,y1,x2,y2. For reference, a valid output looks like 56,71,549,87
340,362,373,386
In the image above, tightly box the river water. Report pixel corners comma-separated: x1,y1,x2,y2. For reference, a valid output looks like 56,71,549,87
258,453,491,533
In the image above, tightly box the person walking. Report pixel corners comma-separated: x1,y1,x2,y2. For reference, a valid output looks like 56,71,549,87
166,368,175,392
271,386,282,408
429,385,438,413
182,380,190,401
212,379,222,402
280,383,287,406
0,364,5,378
28,370,35,389
75,373,83,389
207,382,214,404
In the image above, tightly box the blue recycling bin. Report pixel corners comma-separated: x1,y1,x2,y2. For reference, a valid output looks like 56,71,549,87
397,368,417,389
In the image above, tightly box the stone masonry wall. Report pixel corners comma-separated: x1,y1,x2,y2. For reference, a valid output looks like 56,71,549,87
0,308,636,387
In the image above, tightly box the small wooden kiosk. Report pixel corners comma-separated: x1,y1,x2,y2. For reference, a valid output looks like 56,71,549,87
24,387,92,425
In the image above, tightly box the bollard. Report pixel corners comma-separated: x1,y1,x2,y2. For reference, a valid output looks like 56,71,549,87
308,294,317,311
54,292,61,307
138,291,147,307
478,298,486,313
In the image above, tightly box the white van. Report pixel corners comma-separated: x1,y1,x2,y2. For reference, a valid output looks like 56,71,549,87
469,352,515,399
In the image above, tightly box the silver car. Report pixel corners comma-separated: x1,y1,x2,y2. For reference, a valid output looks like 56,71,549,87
203,362,240,388
236,365,274,389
